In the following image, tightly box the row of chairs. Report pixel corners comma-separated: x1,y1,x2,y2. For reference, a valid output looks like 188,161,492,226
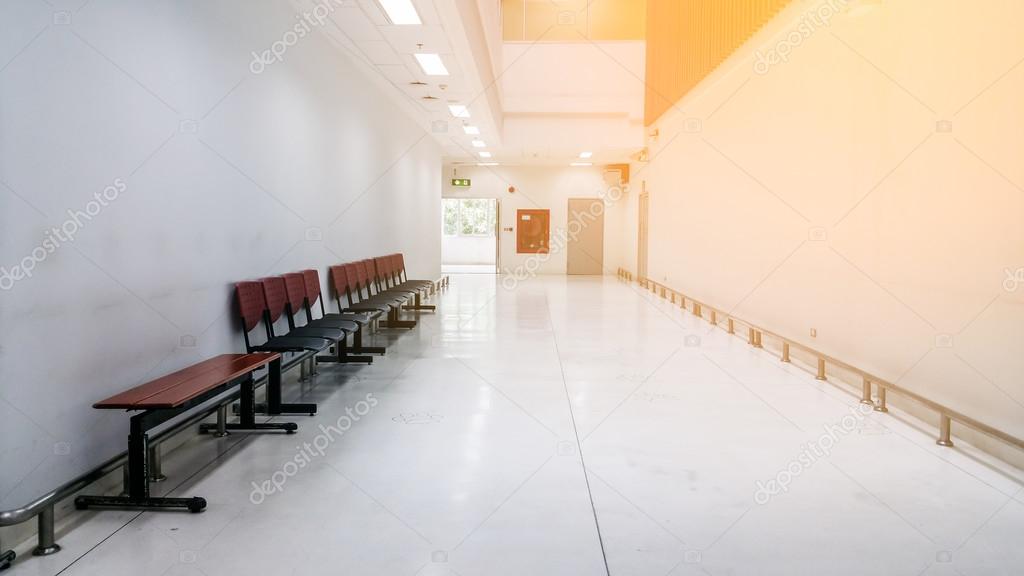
71,253,442,515
234,254,438,372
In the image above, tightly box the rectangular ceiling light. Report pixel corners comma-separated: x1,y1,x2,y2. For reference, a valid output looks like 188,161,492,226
463,125,480,135
570,162,592,167
579,151,593,159
414,53,449,76
471,139,486,148
377,0,421,25
448,104,470,118
477,162,499,166
479,151,492,158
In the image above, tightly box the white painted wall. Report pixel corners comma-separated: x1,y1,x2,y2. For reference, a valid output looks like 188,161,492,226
0,0,441,513
443,165,619,276
603,167,640,276
634,0,1024,458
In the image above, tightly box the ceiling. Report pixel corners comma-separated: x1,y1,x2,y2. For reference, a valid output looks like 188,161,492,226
307,0,646,167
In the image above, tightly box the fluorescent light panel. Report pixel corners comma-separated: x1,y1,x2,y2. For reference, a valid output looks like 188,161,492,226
570,162,592,166
414,53,448,76
477,162,499,166
377,0,421,25
448,104,470,118
471,139,486,148
463,125,480,135
579,151,593,158
479,151,492,158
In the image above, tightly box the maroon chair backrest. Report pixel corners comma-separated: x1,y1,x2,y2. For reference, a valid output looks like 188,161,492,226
395,253,408,278
373,257,390,286
281,273,308,314
365,260,383,294
236,282,267,332
387,255,399,283
343,263,364,299
302,269,324,308
329,265,348,296
260,277,289,323
356,260,372,286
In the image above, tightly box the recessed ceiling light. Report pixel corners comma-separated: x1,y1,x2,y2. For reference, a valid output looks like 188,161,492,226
477,162,499,166
471,139,486,148
579,151,593,159
479,151,492,158
414,53,449,76
570,162,592,167
463,125,480,135
376,0,421,25
448,104,470,118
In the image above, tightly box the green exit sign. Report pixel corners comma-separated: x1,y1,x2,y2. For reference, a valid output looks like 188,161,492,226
451,178,472,187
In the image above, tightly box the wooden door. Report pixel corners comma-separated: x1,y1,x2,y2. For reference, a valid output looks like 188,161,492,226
566,198,604,275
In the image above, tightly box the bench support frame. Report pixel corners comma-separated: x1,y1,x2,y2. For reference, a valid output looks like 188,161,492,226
77,370,296,513
402,292,436,311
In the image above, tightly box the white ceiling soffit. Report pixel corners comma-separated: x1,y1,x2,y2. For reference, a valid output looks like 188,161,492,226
296,0,645,164
293,0,503,161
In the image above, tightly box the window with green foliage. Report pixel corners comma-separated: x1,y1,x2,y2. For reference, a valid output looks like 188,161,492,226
442,198,496,237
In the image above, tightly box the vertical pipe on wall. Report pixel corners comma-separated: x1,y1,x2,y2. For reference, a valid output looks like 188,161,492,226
860,378,873,405
937,415,954,447
874,387,889,412
149,445,166,482
33,505,60,556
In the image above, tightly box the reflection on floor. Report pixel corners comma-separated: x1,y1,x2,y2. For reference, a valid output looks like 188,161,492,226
441,264,496,274
11,275,1024,576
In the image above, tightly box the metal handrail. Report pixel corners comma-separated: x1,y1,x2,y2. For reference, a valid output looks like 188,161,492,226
618,268,1024,452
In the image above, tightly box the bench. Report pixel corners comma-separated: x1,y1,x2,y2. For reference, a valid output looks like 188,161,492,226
352,260,418,329
381,254,436,311
387,252,432,293
296,270,386,356
74,353,283,513
331,262,414,329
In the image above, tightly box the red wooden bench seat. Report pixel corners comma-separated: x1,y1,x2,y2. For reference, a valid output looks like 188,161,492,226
94,354,278,410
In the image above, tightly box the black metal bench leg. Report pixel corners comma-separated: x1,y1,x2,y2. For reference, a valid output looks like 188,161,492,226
379,306,416,329
317,335,373,364
259,357,316,416
351,326,385,355
402,291,436,311
201,376,298,434
76,415,207,513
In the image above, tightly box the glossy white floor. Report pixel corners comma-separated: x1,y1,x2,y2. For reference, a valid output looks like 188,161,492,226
9,275,1024,576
